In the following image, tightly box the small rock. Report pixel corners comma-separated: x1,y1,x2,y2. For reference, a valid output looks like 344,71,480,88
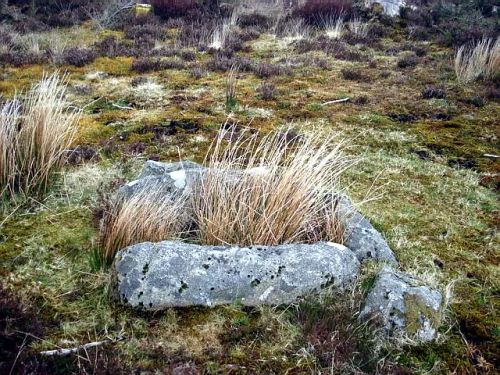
365,0,407,16
339,198,398,265
113,241,360,310
360,267,443,342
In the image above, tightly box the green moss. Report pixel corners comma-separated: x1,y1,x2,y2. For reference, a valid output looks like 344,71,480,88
404,294,442,336
1,21,499,373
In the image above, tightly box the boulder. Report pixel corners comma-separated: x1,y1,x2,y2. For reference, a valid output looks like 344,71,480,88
337,197,397,265
360,267,443,342
113,240,360,310
342,207,397,265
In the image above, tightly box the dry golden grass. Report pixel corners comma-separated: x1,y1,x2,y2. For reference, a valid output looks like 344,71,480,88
99,186,188,263
0,73,80,199
192,127,355,246
455,37,499,83
0,100,19,198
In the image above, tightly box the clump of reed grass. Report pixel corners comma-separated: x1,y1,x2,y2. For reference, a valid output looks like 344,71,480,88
99,186,188,263
0,73,80,200
209,9,240,50
225,64,239,112
348,17,369,38
455,37,499,83
192,127,355,247
323,16,344,39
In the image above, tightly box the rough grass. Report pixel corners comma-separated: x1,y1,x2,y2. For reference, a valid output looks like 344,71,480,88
99,185,187,263
0,73,80,200
193,127,353,246
99,127,354,261
0,15,499,374
455,37,500,83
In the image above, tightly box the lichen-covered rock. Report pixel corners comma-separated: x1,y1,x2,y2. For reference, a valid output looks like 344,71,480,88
113,241,360,310
339,198,397,265
360,267,443,342
138,160,204,180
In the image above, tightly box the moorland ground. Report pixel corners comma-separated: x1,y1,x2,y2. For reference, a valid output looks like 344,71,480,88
0,1,498,373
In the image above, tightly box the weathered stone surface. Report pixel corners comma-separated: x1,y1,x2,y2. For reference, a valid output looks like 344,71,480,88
138,160,205,180
113,241,360,310
360,267,443,342
343,214,397,264
365,0,407,16
118,161,205,200
339,198,397,265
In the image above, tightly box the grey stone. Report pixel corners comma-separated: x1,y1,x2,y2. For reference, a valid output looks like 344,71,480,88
118,161,206,200
360,267,443,342
339,198,397,265
113,240,360,310
138,160,205,179
365,0,407,16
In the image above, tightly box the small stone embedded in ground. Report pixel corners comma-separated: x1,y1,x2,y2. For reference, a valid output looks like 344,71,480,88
113,241,360,310
339,198,397,265
360,267,443,342
366,0,409,16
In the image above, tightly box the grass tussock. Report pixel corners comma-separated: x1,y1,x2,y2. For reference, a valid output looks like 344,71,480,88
193,128,355,247
0,73,80,200
454,37,499,83
323,16,344,39
99,185,188,263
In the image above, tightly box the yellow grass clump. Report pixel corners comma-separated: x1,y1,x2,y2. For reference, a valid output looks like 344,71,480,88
99,186,188,263
0,73,80,199
192,127,355,246
455,37,499,83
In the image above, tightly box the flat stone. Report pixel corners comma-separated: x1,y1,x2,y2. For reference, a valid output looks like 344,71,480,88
360,267,443,342
113,241,360,310
138,160,205,179
118,161,206,200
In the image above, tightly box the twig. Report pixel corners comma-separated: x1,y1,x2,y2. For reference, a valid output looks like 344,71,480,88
483,153,499,159
321,97,350,105
9,334,27,375
111,103,134,110
40,336,123,356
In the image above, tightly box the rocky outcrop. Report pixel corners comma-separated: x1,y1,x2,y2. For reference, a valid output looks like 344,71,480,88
118,161,398,264
110,160,444,342
114,241,360,310
360,267,443,342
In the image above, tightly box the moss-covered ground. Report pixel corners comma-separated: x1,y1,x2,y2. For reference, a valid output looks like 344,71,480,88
0,21,498,374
